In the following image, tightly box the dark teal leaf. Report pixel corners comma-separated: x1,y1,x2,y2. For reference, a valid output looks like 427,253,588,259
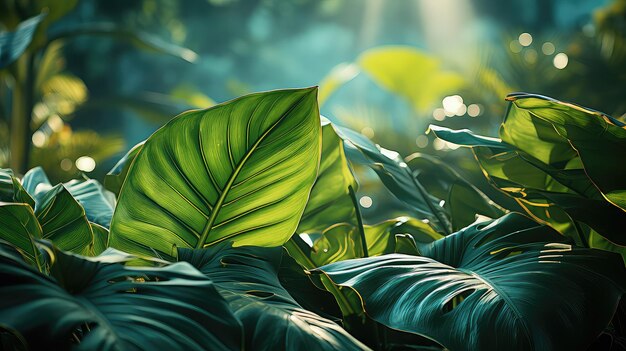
0,241,242,350
315,213,626,351
178,244,370,350
0,14,45,68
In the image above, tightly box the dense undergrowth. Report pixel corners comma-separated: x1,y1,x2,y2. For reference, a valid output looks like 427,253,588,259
0,87,625,350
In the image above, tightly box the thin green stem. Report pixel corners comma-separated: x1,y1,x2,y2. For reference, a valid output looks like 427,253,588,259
348,185,368,257
405,167,452,235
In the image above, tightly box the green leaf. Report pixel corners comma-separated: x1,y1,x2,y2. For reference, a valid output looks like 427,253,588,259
110,88,321,260
405,152,505,230
0,168,34,207
104,141,145,196
34,184,94,256
0,203,42,270
311,217,443,267
178,244,370,350
336,125,452,234
90,222,109,255
21,167,96,255
430,98,626,258
0,14,45,68
298,120,358,233
0,241,243,350
503,93,626,210
47,23,198,63
315,213,626,351
358,46,465,113
64,178,116,228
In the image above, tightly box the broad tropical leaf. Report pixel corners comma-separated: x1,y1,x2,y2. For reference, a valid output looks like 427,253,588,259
358,46,465,113
430,95,626,258
315,213,626,351
0,241,242,350
104,141,145,196
0,14,45,68
336,125,452,234
178,244,370,351
110,88,321,260
405,152,505,230
0,203,42,270
34,184,94,255
298,119,358,233
502,93,626,210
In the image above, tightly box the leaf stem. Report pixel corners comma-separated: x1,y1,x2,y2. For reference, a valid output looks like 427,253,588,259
405,167,452,235
348,185,368,258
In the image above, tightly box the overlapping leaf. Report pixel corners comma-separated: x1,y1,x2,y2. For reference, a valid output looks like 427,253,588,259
430,94,626,260
178,244,369,351
298,120,358,233
104,141,145,196
315,213,626,351
110,88,321,260
0,241,242,350
0,203,42,270
310,217,442,267
336,125,452,234
405,153,505,230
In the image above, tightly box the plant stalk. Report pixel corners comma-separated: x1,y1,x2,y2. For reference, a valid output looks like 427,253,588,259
9,53,35,174
348,185,368,258
405,167,452,235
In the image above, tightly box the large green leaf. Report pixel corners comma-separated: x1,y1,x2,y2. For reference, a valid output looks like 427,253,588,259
358,46,465,113
0,203,42,270
0,14,45,68
0,241,242,350
336,125,452,234
104,141,145,196
298,120,358,233
315,213,626,351
178,244,370,350
502,93,626,210
430,97,626,258
110,88,321,260
405,153,505,230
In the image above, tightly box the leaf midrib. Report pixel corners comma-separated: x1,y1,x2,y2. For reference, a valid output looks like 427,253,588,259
196,93,310,248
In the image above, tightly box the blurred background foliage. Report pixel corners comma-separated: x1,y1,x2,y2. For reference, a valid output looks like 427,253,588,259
1,0,625,223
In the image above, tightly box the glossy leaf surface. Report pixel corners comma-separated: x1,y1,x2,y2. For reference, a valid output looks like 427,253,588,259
110,88,321,260
298,120,358,233
316,213,626,351
179,244,369,351
0,242,242,350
